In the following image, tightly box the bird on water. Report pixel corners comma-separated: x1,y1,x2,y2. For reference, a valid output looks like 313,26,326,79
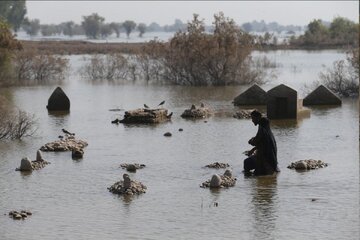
144,104,150,109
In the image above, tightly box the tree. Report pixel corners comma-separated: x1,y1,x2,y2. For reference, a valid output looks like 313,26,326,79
62,21,75,36
123,20,136,38
0,19,22,84
109,22,122,37
155,12,255,85
137,23,146,37
0,0,27,32
100,23,113,38
329,17,358,45
81,13,105,39
23,18,40,36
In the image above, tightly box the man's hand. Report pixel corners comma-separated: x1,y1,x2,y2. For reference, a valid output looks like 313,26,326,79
248,137,256,146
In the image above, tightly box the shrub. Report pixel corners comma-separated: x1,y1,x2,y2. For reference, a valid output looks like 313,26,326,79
13,49,69,84
0,96,37,140
80,53,129,81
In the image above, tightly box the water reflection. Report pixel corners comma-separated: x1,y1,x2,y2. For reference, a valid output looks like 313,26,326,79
250,175,278,240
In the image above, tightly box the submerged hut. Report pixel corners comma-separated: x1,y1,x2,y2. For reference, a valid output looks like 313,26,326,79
303,85,342,106
46,87,70,111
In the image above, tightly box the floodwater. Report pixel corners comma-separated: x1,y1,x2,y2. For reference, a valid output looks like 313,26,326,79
0,50,358,240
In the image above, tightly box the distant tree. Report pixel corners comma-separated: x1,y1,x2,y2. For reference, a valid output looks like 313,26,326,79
40,24,58,36
109,22,122,37
81,13,105,39
137,23,147,37
329,17,358,45
123,20,136,38
241,22,252,32
100,23,113,38
62,21,75,36
23,18,40,36
148,22,162,32
0,0,27,32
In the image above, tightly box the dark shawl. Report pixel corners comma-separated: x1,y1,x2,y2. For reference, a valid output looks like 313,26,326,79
253,117,278,175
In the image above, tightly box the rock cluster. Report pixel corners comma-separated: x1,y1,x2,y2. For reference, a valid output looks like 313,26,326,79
287,159,328,170
181,104,212,119
119,108,171,124
120,163,146,172
40,136,88,152
233,109,255,119
8,210,32,220
108,174,147,196
16,151,50,171
205,162,230,169
201,170,237,188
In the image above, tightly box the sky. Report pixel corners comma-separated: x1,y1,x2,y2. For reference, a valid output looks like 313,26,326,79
26,1,359,26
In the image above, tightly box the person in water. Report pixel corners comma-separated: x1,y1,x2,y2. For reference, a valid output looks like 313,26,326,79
243,110,279,175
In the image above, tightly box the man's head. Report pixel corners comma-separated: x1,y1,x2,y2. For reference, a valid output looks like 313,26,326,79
250,110,262,126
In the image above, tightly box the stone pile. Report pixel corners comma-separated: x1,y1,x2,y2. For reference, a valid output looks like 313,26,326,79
8,210,32,220
205,162,230,169
16,151,50,171
119,108,171,124
120,163,146,172
287,159,328,170
201,170,236,188
233,109,255,119
40,136,88,152
181,104,212,119
108,174,147,196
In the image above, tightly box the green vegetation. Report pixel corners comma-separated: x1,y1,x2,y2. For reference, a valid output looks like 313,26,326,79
0,19,22,85
290,17,359,47
81,13,105,39
0,0,27,32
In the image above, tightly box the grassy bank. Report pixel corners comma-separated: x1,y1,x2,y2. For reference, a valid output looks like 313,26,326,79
21,40,350,55
20,40,146,55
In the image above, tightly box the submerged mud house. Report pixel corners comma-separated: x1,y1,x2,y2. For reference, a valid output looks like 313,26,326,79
46,87,70,111
303,85,342,106
266,84,310,119
234,84,311,119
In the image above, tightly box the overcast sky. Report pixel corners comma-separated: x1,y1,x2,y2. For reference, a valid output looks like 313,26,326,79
26,1,359,26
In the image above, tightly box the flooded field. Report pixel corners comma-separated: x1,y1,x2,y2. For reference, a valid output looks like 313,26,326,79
0,50,358,240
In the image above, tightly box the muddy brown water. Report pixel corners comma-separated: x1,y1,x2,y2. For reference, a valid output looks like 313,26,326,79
0,50,358,240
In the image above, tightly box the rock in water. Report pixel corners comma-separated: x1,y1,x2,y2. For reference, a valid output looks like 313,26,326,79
224,169,232,178
123,174,132,189
19,157,32,171
36,150,43,161
295,160,308,170
210,174,222,188
126,164,137,172
46,87,70,111
72,148,84,159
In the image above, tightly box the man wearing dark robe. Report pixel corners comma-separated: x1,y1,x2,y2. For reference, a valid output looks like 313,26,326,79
243,110,279,175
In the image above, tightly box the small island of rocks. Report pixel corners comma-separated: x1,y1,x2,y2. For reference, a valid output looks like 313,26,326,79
205,162,230,169
108,174,147,196
16,150,50,172
201,170,237,188
287,159,328,170
8,210,32,220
